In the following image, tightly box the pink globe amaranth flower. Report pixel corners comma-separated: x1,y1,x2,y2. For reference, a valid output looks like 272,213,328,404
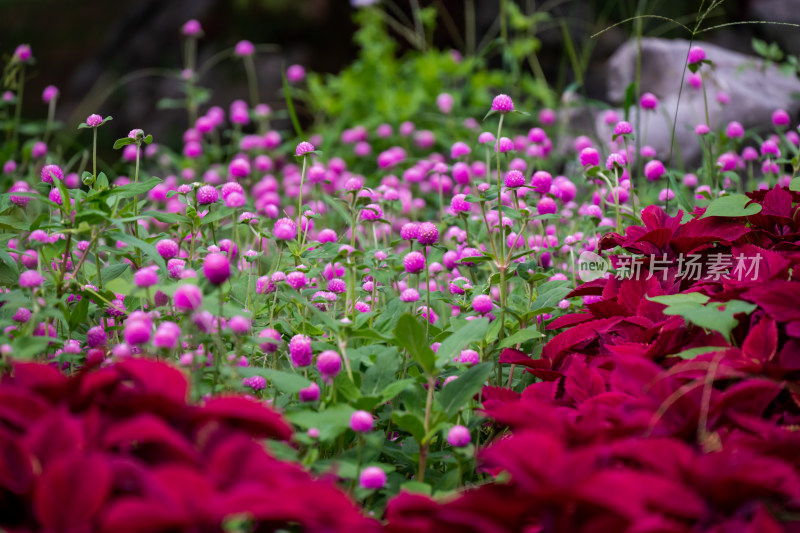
174,284,203,312
437,92,454,114
495,137,514,153
273,217,298,241
717,152,737,171
695,124,710,136
42,85,59,103
658,188,676,202
286,271,308,290
203,252,231,285
503,169,525,188
317,228,337,243
538,108,556,125
417,222,439,246
31,142,47,159
640,145,657,158
327,278,346,294
450,194,472,214
606,152,626,170
400,222,420,241
688,45,706,64
350,410,373,432
455,349,480,365
742,146,759,161
613,121,633,136
134,266,159,288
536,197,557,215
644,159,666,181
13,44,32,63
528,127,546,143
295,141,315,157
229,158,250,178
19,270,43,288
182,19,203,37
86,325,107,348
687,72,702,89
299,382,320,402
450,141,471,159
400,288,420,302
12,307,31,323
234,40,255,57
153,321,181,350
472,294,493,315
447,425,471,447
258,328,282,352
403,251,426,274
491,94,514,113
289,334,313,367
316,350,341,378
530,170,552,194
196,185,219,204
773,108,791,127
287,64,306,83
86,114,103,127
3,160,17,174
761,139,780,157
478,132,496,145
359,203,383,222
228,315,250,335
579,147,600,168
359,466,386,490
683,173,699,188
40,164,63,184
725,121,743,138
244,376,267,390
124,319,151,345
224,192,246,209
156,239,179,259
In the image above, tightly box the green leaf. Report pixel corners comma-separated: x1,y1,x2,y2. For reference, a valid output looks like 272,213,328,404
400,481,432,495
68,298,90,333
281,70,304,138
392,411,426,442
700,194,762,218
108,231,166,272
498,326,543,348
362,350,401,396
672,346,726,360
435,318,489,368
649,293,710,306
113,137,136,149
98,263,129,284
394,314,436,376
287,404,355,442
239,367,312,394
109,177,162,200
379,379,414,403
437,363,492,418
0,215,28,231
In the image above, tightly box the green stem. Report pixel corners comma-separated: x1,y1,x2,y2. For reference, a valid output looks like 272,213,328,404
12,64,24,147
243,54,259,108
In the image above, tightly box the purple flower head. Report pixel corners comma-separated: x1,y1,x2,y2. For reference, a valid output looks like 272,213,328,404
40,164,63,184
450,141,471,159
13,44,32,63
478,132,496,145
203,252,231,285
773,109,790,127
299,382,320,402
42,85,59,103
579,147,600,168
504,169,526,188
613,121,633,136
287,64,306,83
717,152,737,171
400,288,420,302
400,222,420,240
134,266,159,288
360,203,383,221
234,40,255,57
450,194,472,214
289,334,313,367
644,159,666,181
403,251,426,273
606,152,626,170
695,124,710,136
197,185,218,204
495,137,514,153
156,239,179,259
350,410,374,432
417,222,439,246
153,321,181,350
273,217,298,241
437,92,454,114
258,328,282,353
640,92,658,110
456,349,480,365
725,120,745,139
531,170,552,194
19,270,43,288
327,278,346,294
316,350,341,379
87,325,107,348
472,294,493,315
286,271,308,290
447,425,471,447
174,284,202,312
295,141,315,157
688,45,706,64
359,467,386,490
85,114,103,128
228,315,250,335
536,197,558,215
491,94,514,113
182,19,203,37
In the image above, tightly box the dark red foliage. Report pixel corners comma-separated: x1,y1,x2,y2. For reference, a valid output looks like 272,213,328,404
386,188,800,532
0,359,378,533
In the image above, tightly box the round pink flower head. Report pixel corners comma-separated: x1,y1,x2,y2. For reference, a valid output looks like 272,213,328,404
717,152,737,172
360,203,383,222
13,44,32,63
316,350,341,379
447,425,471,447
258,328,282,353
403,251,426,273
417,222,439,246
156,239,179,259
658,188,676,203
437,92,454,114
359,467,386,490
613,121,633,136
203,252,230,285
504,169,525,188
683,173,699,188
19,270,43,288
299,382,320,402
688,46,706,64
472,294,493,315
773,109,790,127
197,185,218,204
478,132,496,145
286,271,308,290
579,147,600,168
495,137,514,153
695,124,710,136
153,321,181,350
451,141,471,159
182,19,203,37
234,40,255,57
295,141,315,157
640,92,658,110
491,94,515,113
228,315,250,335
531,170,552,194
400,288,420,302
539,108,556,125
726,121,744,139
450,194,472,214
229,158,250,178
40,164,63,184
350,410,373,432
606,153,626,170
400,222,420,241
456,349,480,365
124,318,151,345
86,114,103,127
42,85,59,103
273,217,298,241
741,146,759,161
287,64,306,83
134,266,159,288
644,160,666,181
87,325,107,348
289,334,313,367
174,284,203,312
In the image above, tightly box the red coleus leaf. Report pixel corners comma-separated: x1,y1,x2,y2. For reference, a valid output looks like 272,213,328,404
742,315,777,363
498,348,539,368
33,453,112,532
12,361,70,401
193,395,293,441
114,358,189,405
564,359,606,405
742,281,800,322
0,428,34,494
25,408,85,467
102,413,198,463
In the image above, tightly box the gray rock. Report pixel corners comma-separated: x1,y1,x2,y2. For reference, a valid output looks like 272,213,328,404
603,37,800,166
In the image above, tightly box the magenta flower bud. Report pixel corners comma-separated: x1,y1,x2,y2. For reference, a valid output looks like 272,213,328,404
437,92,454,114
156,239,179,259
360,203,383,221
287,64,306,83
644,160,666,181
658,188,676,202
400,289,420,302
40,164,63,184
400,222,420,241
229,158,251,178
244,376,267,390
273,217,298,241
174,284,203,312
31,142,47,159
13,44,32,63
530,170,552,194
455,349,480,365
153,321,181,350
87,325,107,348
694,124,710,136
124,319,151,345
203,252,230,285
182,19,203,37
503,169,525,188
289,334,313,367
613,121,633,136
688,45,706,64
450,141,471,159
491,94,514,113
234,40,255,57
447,425,471,447
606,153,626,170
358,467,387,491
725,121,744,139
295,141,315,157
299,382,320,402
228,315,250,335
350,410,373,432
478,132,496,145
688,72,702,89
19,270,43,288
134,266,159,288
682,173,698,188
640,92,658,110
286,271,308,290
258,328,282,353
472,294,493,315
197,185,219,205
536,197,558,215
3,160,17,174
450,194,472,214
717,152,737,172
86,114,103,127
42,85,59,103
495,137,514,153
773,109,790,127
403,251,426,273
577,147,600,168
327,278,346,294
417,222,439,246
316,350,341,379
